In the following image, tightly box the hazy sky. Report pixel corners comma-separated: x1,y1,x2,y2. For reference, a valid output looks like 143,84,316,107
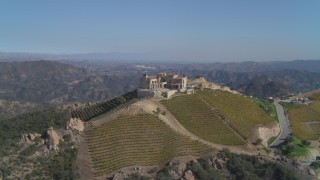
1,0,320,62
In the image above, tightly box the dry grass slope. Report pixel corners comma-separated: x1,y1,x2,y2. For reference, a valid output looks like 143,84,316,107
162,94,244,145
86,114,213,176
196,90,274,138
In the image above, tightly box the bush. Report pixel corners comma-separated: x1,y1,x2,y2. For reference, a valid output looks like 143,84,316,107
310,161,320,169
286,145,295,153
285,136,294,144
156,167,173,180
63,134,72,142
301,139,311,146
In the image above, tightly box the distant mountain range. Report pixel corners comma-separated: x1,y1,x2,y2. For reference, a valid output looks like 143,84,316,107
1,58,320,119
0,61,140,120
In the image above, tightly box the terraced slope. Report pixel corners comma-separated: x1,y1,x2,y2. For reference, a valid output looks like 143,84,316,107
162,95,244,145
287,93,320,140
86,114,213,176
196,90,274,138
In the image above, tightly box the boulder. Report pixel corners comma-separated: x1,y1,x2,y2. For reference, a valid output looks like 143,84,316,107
113,171,128,180
168,159,186,179
67,118,85,132
46,127,60,150
214,159,223,170
308,168,316,176
21,133,41,142
182,170,195,180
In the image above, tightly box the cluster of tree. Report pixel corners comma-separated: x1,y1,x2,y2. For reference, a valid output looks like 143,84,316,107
22,135,79,179
0,109,71,156
71,90,137,121
221,149,298,180
155,149,299,180
310,161,320,169
0,109,78,179
280,135,311,154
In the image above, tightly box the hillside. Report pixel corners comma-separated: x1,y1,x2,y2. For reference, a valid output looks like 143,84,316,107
0,88,314,179
0,61,140,118
86,114,213,176
162,90,276,148
284,91,320,140
162,95,244,145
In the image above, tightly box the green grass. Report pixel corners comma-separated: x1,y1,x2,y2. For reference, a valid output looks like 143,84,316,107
280,102,299,111
282,137,310,157
162,95,244,145
196,90,274,138
86,114,214,176
267,136,277,146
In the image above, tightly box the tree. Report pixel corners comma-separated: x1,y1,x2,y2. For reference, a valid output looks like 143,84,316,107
310,161,320,169
285,135,294,144
301,140,311,146
286,145,295,153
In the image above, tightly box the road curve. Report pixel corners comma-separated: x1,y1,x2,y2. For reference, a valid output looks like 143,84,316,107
270,101,291,147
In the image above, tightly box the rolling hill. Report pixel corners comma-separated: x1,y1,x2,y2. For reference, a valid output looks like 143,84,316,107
86,114,213,176
285,91,320,140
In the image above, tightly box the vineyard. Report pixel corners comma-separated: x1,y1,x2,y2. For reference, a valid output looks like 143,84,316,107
196,90,274,138
162,95,244,145
86,114,213,176
287,96,320,140
71,90,137,121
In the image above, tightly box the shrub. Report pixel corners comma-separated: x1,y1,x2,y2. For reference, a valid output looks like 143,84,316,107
310,161,320,169
63,134,72,142
301,139,311,146
285,136,294,144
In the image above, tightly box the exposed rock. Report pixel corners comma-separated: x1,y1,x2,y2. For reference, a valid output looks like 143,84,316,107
188,76,239,94
168,159,186,179
113,171,128,180
254,122,280,147
67,118,85,132
131,166,142,175
214,159,223,170
291,159,303,170
21,133,41,142
182,170,195,180
308,168,316,176
46,127,60,151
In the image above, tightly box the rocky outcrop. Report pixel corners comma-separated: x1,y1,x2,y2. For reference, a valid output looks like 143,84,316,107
208,156,225,170
308,168,316,176
67,118,85,132
188,76,240,94
46,127,60,151
182,170,195,180
167,159,187,179
254,122,280,147
112,171,128,180
21,133,41,142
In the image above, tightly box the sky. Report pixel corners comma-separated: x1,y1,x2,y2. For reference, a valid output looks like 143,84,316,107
0,0,320,62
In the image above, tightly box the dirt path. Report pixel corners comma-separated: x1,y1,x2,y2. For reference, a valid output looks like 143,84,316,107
76,135,95,180
135,99,257,155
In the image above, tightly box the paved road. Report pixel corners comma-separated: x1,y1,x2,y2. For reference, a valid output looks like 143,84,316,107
270,101,291,147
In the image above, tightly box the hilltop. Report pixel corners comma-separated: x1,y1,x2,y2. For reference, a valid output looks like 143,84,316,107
0,62,319,179
0,81,316,179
